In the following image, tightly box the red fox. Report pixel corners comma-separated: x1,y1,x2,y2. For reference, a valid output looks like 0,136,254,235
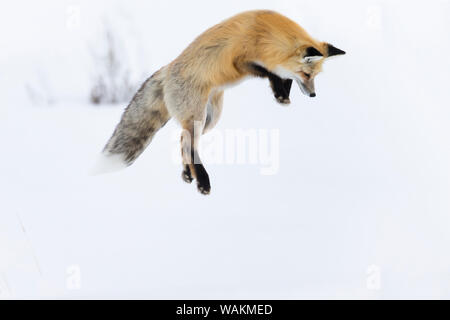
99,10,345,195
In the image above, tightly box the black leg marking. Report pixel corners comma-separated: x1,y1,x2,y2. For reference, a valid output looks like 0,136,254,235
283,79,293,97
194,163,210,195
247,63,271,78
269,75,291,104
182,164,193,184
192,150,210,195
247,63,292,104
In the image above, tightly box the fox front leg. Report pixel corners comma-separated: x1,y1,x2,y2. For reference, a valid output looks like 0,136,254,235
246,62,292,105
269,75,292,105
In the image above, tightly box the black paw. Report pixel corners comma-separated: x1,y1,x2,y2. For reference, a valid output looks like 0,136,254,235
182,170,193,184
194,164,211,195
276,95,291,105
197,182,211,195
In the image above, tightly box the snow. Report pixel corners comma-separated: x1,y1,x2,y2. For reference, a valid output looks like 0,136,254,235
90,152,129,176
1,0,450,299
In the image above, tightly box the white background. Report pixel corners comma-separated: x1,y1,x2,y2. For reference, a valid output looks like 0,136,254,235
0,0,449,299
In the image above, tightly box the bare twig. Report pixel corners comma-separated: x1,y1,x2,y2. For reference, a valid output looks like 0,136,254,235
15,212,43,277
0,272,12,297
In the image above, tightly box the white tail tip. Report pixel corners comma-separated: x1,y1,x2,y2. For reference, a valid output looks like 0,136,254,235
89,152,129,176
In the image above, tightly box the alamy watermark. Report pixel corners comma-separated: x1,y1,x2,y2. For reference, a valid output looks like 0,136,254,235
0,276,11,299
171,127,280,175
66,5,81,31
366,5,382,31
366,264,381,291
66,265,82,290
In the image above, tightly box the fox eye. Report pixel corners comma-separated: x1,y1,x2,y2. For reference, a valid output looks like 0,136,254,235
303,72,311,79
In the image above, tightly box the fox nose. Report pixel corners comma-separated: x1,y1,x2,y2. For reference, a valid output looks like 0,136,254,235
309,93,316,97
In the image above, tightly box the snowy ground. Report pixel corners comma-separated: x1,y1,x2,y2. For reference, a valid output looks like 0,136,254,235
1,0,450,299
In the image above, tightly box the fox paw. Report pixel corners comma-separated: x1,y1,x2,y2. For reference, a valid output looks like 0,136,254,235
197,182,211,195
182,165,193,184
276,96,290,105
194,164,211,195
182,169,193,184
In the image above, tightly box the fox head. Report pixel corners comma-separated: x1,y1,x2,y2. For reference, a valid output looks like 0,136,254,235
271,43,346,97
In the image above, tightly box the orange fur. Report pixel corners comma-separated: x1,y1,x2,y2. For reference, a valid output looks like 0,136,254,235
169,10,327,91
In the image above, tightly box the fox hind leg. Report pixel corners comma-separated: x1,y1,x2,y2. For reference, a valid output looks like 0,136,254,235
179,89,220,184
203,90,224,134
181,131,194,184
180,119,210,195
164,66,212,194
181,164,193,184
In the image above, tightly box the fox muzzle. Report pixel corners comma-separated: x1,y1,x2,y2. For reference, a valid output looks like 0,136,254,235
296,78,316,98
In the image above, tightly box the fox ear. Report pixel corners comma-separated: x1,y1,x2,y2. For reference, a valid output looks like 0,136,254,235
302,47,323,63
326,43,346,57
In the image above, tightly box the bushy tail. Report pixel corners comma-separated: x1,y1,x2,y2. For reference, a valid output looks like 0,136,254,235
93,68,171,174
